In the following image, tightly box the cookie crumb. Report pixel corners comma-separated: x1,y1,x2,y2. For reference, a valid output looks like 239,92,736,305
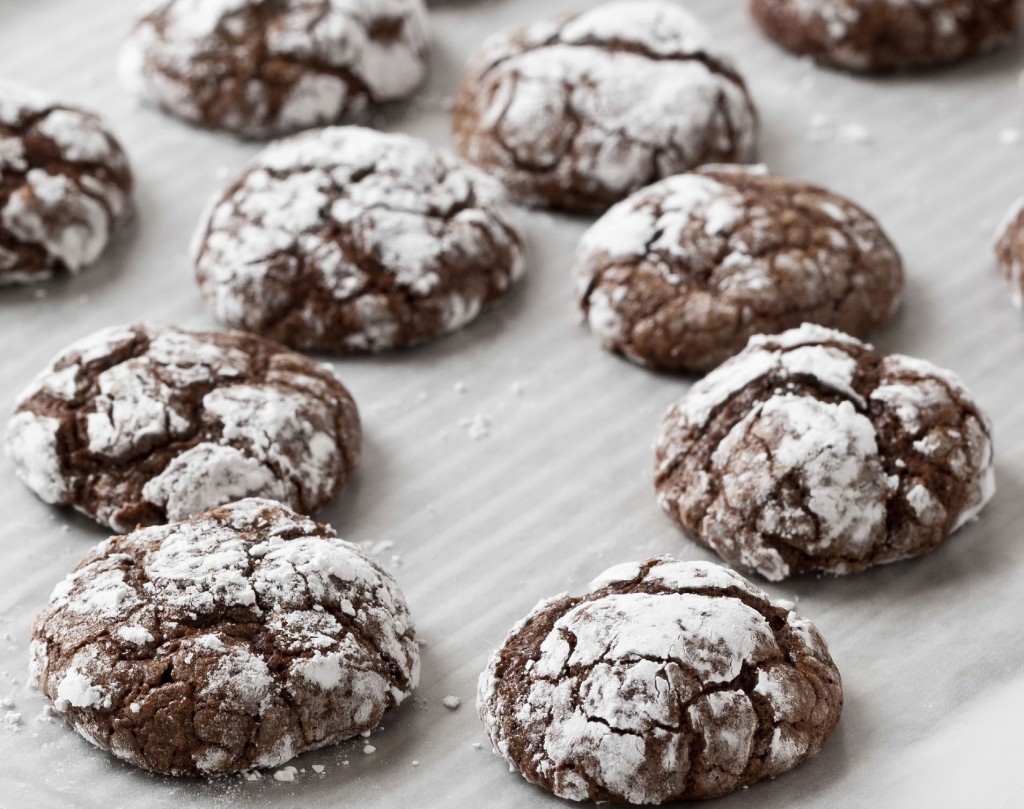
312,764,325,774
273,766,297,782
443,695,462,710
363,744,376,755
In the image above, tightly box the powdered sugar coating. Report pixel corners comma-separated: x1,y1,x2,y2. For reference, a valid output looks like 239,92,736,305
452,0,758,212
119,0,430,138
478,556,842,802
5,323,361,531
995,196,1024,310
31,499,419,776
574,165,903,371
0,80,132,284
194,126,524,352
655,324,995,580
752,0,1021,71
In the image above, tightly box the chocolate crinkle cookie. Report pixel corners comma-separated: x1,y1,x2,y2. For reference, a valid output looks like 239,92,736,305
4,323,361,531
995,196,1024,309
119,0,430,138
31,498,419,776
478,556,843,803
574,164,903,373
0,80,132,285
750,0,1022,71
452,0,757,212
193,125,524,352
655,324,995,581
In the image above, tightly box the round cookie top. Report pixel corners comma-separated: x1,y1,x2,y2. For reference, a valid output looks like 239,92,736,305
655,324,995,581
751,0,1022,72
193,126,524,352
995,196,1024,310
451,0,758,212
31,498,419,776
119,0,430,138
4,323,361,531
574,164,904,372
0,81,132,285
478,556,843,803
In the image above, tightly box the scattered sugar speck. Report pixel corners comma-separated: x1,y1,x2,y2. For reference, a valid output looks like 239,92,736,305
273,766,297,782
312,764,325,774
363,744,376,755
443,695,462,710
461,414,490,441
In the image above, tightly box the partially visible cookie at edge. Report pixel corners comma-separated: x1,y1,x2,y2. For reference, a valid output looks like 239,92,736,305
654,324,995,580
119,0,431,138
995,196,1024,309
0,80,132,285
193,126,524,353
478,556,843,802
4,323,361,531
31,498,419,776
452,0,758,212
574,164,904,373
750,0,1022,72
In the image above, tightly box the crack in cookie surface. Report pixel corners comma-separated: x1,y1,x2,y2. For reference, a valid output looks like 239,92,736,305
653,324,995,580
4,323,361,531
193,126,524,352
478,557,842,803
0,81,132,284
452,0,758,212
750,0,1021,71
30,499,419,776
119,0,430,138
574,164,904,372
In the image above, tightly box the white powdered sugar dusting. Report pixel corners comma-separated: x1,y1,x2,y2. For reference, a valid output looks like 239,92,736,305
5,323,360,531
194,126,523,350
120,0,429,136
479,557,838,803
32,499,419,776
0,80,130,281
655,324,996,579
458,0,756,204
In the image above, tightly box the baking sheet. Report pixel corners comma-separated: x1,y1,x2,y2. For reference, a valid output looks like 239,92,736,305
1,0,1023,806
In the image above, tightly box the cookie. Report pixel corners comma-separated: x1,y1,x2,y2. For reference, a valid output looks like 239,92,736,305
751,0,1022,72
193,126,524,352
119,0,430,138
451,0,757,212
574,165,904,373
478,556,843,803
5,323,360,531
655,324,995,581
995,197,1024,309
0,81,132,285
30,498,418,776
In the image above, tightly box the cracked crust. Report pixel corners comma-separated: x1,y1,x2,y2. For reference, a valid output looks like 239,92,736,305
478,556,842,803
995,197,1024,310
574,165,904,373
451,0,758,212
4,323,361,531
0,81,132,285
193,125,524,352
119,0,430,138
751,0,1022,72
30,498,419,776
654,324,996,581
